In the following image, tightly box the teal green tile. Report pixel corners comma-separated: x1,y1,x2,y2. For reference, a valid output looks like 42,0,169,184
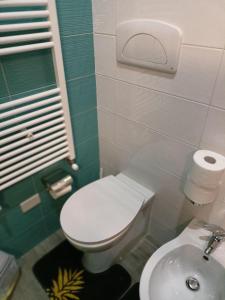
0,63,8,98
72,109,98,144
1,219,48,257
44,211,61,237
0,0,98,257
0,205,42,242
11,83,57,101
0,96,10,104
76,136,99,170
62,34,95,80
77,160,100,188
67,75,97,116
2,49,56,95
0,177,36,209
56,0,93,36
58,160,82,181
40,189,73,216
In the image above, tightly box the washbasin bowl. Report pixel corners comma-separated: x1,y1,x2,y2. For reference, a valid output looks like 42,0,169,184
140,220,225,300
149,245,225,299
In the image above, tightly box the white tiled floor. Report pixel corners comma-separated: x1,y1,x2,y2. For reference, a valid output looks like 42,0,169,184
120,235,158,284
11,231,65,300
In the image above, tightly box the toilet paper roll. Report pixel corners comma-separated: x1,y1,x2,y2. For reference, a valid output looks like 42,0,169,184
189,150,225,189
49,185,72,200
50,176,73,193
184,177,219,205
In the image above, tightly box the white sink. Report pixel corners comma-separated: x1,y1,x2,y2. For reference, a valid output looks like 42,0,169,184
140,220,225,300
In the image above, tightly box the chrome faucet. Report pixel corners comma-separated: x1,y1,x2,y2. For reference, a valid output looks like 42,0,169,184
202,223,225,256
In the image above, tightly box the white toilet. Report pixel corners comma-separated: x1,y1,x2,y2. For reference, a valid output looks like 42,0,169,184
60,173,154,273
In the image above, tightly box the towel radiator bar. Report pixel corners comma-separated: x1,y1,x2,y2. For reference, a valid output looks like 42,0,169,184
0,0,77,190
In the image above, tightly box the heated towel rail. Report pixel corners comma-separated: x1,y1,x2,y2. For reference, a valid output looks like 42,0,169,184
0,0,77,190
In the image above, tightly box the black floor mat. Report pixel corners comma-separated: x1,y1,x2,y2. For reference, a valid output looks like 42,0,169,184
33,240,131,300
121,283,140,300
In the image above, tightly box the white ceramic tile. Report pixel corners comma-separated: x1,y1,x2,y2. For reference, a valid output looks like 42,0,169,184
97,108,115,143
151,196,191,231
99,137,133,173
99,112,195,178
149,186,186,231
212,52,225,109
98,108,197,178
94,34,222,104
118,0,225,48
148,218,177,245
92,0,116,34
94,34,117,77
94,1,225,243
123,165,189,243
96,75,116,112
99,138,117,168
206,175,225,227
97,75,208,145
101,161,117,177
200,107,225,156
114,115,151,154
114,145,134,173
98,110,199,243
92,0,117,34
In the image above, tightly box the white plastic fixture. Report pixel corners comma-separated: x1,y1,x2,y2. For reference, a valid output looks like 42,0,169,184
116,19,183,74
0,0,77,190
140,219,225,300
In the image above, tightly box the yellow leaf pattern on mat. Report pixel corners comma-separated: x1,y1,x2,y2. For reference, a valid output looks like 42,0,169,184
46,268,85,300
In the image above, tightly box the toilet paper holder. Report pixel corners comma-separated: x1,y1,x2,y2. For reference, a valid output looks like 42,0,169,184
42,169,73,199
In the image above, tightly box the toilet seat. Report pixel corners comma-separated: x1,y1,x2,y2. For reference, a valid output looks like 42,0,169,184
64,227,129,252
60,175,146,245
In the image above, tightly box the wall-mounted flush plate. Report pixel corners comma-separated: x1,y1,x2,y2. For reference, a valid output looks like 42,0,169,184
20,194,41,213
116,19,182,74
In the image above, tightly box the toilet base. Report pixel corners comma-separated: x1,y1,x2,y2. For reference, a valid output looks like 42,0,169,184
82,211,147,274
82,249,116,273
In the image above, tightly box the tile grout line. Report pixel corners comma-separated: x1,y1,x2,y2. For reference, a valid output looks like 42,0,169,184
97,106,199,150
96,73,211,109
8,73,96,100
9,83,57,100
76,134,98,147
62,32,93,39
209,50,225,107
66,72,95,82
197,50,225,148
96,72,225,112
94,32,225,51
71,106,97,118
98,135,186,181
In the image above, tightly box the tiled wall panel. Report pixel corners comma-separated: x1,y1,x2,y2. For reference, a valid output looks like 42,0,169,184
0,0,99,257
93,0,225,245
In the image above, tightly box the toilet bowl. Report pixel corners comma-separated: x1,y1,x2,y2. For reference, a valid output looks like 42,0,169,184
60,173,154,273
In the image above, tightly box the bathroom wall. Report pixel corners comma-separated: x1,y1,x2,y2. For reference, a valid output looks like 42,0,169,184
92,0,225,245
0,0,99,257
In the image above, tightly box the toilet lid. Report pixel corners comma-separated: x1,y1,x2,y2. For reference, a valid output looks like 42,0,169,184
60,176,145,244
